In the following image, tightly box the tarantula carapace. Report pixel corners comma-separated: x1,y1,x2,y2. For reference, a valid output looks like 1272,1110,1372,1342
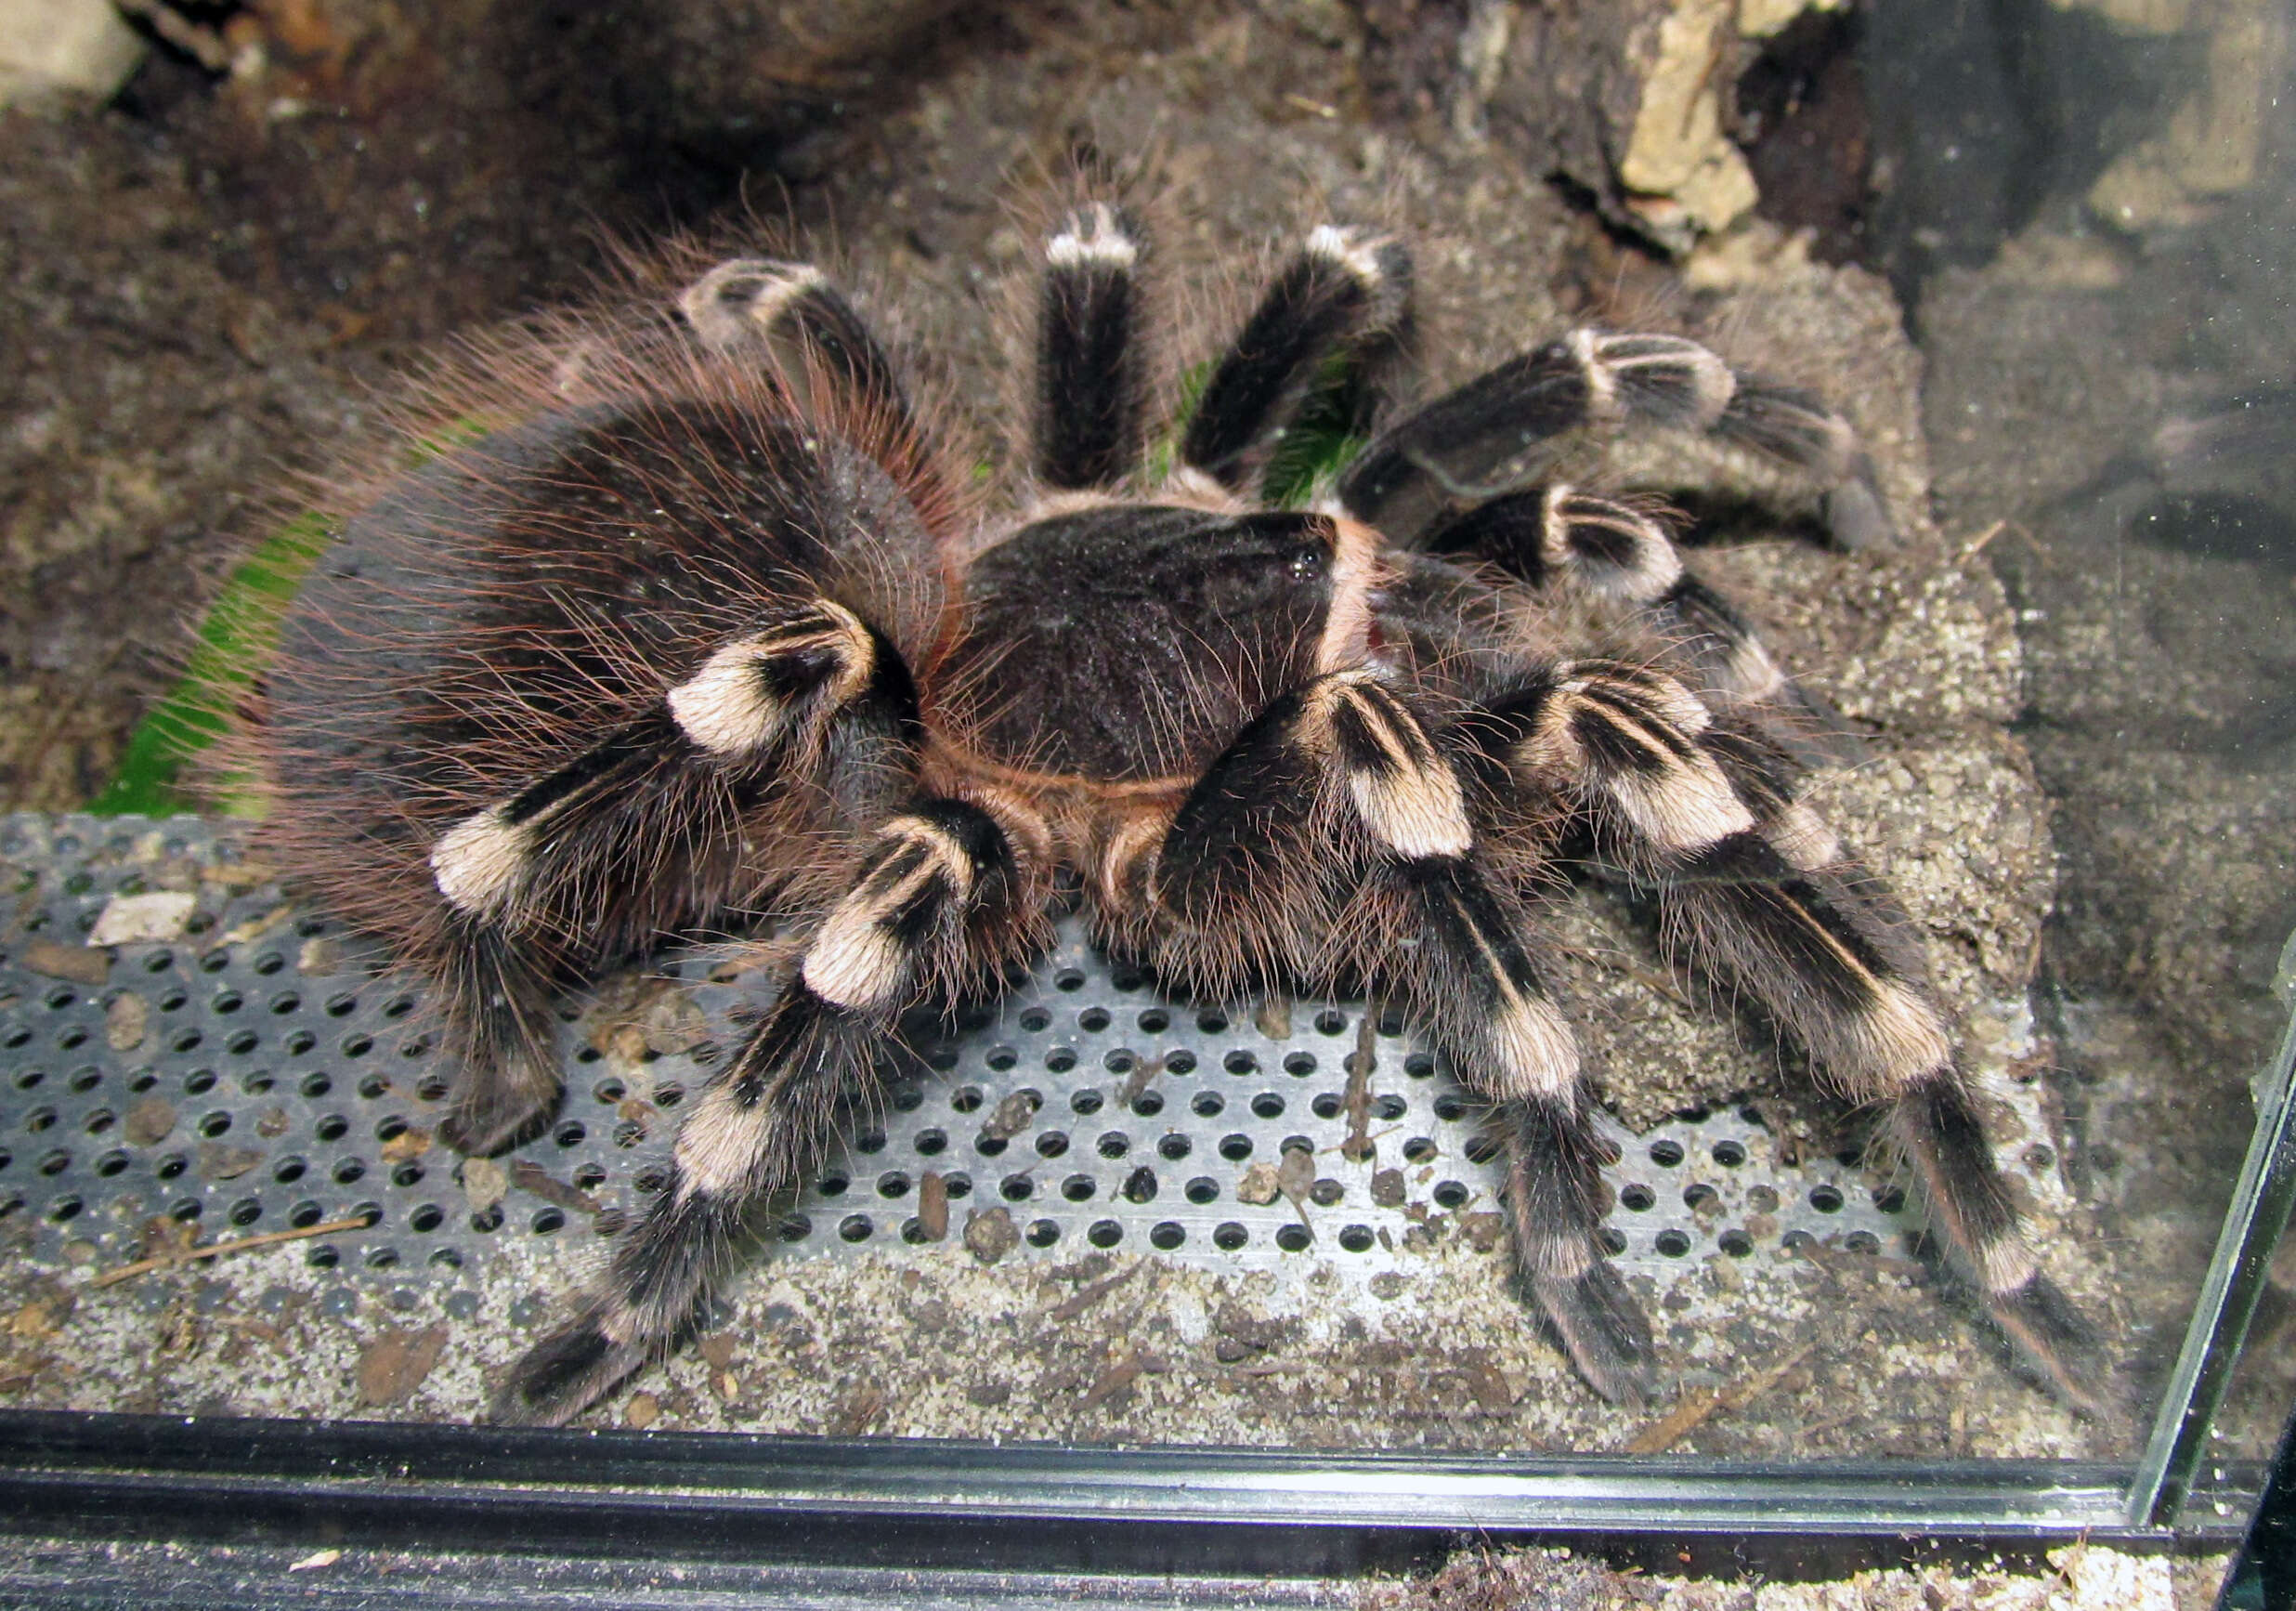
253,198,2098,1424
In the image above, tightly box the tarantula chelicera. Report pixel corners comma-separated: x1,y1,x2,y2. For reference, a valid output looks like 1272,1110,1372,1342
252,197,2097,1424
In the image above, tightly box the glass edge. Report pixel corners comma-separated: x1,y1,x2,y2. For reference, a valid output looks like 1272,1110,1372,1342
0,1408,2195,1542
2128,966,2296,1528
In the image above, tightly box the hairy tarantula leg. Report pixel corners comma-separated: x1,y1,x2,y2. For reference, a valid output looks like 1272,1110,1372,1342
1337,329,1893,549
1178,226,1412,491
1478,660,2101,1409
1668,874,2103,1412
426,601,919,1156
494,794,1050,1425
1430,486,1868,766
678,259,923,449
1121,671,1653,1402
1385,857,1657,1404
1035,202,1151,491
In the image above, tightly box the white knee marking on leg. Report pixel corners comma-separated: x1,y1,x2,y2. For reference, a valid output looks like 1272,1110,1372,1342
1980,1234,2039,1296
431,806,531,918
668,604,872,757
673,1083,774,1202
1768,802,1844,871
1527,673,1749,852
1568,328,1619,419
1526,1232,1595,1283
1488,990,1581,1101
595,1298,644,1346
1559,663,1711,735
1719,636,1786,701
680,259,827,352
1160,465,1249,512
1852,981,1955,1093
668,645,795,755
1597,333,1736,426
1316,675,1472,858
801,819,973,1011
1608,750,1757,851
1047,203,1137,268
1541,487,1684,601
1352,765,1473,859
1100,813,1167,906
1304,224,1393,287
802,918,907,1012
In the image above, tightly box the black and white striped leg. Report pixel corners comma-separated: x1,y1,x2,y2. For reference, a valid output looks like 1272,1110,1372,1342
494,794,1047,1424
1337,329,1894,548
1178,226,1411,492
1380,856,1655,1402
1663,874,2103,1412
1108,670,1652,1402
678,258,921,448
1474,658,2098,1408
1035,203,1150,490
1432,485,1857,762
426,600,920,1156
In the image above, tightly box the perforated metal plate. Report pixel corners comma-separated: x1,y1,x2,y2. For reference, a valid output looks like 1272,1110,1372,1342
0,815,1909,1291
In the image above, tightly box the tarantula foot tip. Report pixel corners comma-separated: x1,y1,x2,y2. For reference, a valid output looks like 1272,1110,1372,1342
1533,1264,1658,1405
437,1089,561,1159
1986,1275,2114,1420
492,1319,648,1426
1822,474,1895,550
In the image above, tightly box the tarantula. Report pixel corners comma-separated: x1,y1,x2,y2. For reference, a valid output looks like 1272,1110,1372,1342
251,196,2097,1424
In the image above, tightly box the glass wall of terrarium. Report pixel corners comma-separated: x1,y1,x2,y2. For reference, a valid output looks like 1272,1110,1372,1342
0,0,2288,1533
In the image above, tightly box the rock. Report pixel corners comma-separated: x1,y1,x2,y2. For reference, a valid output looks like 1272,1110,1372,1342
961,1206,1018,1264
87,891,195,946
124,1095,176,1148
0,0,144,110
19,941,109,986
104,990,148,1050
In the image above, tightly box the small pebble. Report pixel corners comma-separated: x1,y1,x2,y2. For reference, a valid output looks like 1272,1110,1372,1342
962,1206,1019,1264
318,1287,358,1320
88,891,196,947
443,1290,481,1320
105,991,149,1051
623,1392,660,1430
124,1095,176,1148
1235,1162,1281,1205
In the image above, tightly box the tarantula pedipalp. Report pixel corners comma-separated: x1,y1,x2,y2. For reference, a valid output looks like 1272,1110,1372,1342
251,199,2098,1425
